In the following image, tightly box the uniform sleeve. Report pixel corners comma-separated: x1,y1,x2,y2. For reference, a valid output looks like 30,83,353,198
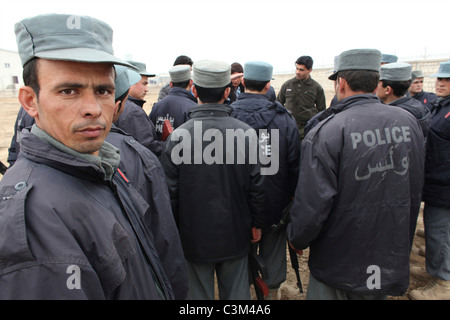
247,163,268,229
315,86,327,112
0,263,106,300
160,137,180,223
287,117,301,196
287,124,338,249
276,83,286,106
141,153,188,299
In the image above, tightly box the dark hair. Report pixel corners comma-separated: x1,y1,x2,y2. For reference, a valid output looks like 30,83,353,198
338,70,380,93
380,79,412,97
174,55,193,66
243,79,268,92
172,79,191,89
231,62,243,74
194,84,229,103
23,58,40,96
295,56,313,69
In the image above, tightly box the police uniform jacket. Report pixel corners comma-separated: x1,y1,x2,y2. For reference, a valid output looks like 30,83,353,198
276,76,326,130
423,96,450,208
106,125,188,299
149,87,198,140
287,94,425,296
7,106,35,166
114,96,164,156
0,129,174,299
389,96,431,139
410,90,437,110
160,104,267,264
231,93,300,232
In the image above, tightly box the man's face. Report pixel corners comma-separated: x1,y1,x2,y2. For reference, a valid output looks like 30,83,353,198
128,76,148,99
295,64,311,81
375,81,392,103
435,77,450,97
409,77,424,94
231,73,243,88
32,59,116,156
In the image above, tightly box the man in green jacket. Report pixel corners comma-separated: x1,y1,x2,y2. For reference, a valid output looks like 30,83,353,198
277,56,326,139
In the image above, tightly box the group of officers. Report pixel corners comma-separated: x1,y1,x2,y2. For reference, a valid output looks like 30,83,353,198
0,12,449,301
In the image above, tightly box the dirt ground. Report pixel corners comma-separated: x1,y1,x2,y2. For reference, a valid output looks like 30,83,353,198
0,86,430,300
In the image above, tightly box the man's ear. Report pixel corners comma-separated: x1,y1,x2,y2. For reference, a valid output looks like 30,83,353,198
192,85,199,98
223,87,231,100
18,86,39,118
337,77,346,95
384,85,393,96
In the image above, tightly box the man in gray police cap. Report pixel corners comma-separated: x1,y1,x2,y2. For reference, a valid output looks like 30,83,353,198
160,59,268,300
409,60,450,300
0,13,178,299
376,62,431,138
408,69,437,109
230,60,300,300
288,48,426,300
149,64,198,140
115,58,164,156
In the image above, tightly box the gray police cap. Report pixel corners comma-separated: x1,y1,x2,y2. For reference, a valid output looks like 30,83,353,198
169,65,191,82
329,49,381,80
115,66,141,99
193,60,231,88
14,13,135,69
126,60,156,77
244,61,273,82
381,54,398,64
412,70,425,79
429,61,450,78
380,62,412,81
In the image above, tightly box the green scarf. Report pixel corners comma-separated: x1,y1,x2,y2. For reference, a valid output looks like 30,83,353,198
31,124,120,181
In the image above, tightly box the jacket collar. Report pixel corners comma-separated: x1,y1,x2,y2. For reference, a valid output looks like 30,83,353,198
20,126,120,183
128,95,146,108
188,104,232,119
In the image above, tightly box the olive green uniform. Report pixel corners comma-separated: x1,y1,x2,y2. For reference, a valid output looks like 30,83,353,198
277,76,326,139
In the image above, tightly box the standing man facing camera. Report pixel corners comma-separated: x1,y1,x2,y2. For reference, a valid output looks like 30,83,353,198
276,55,326,139
0,14,177,300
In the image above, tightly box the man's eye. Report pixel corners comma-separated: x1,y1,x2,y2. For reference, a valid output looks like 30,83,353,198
61,89,76,95
98,89,112,96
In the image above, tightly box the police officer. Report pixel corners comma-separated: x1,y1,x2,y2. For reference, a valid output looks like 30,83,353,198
149,65,198,140
376,62,431,139
408,70,437,110
287,49,425,300
409,61,450,300
0,13,177,299
230,61,300,299
115,60,163,156
160,60,267,300
107,66,189,299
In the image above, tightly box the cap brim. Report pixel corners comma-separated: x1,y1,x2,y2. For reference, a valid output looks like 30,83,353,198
140,72,156,77
35,48,138,70
429,72,450,78
328,72,338,80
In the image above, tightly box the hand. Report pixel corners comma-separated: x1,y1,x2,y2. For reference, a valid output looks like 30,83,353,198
251,227,262,243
